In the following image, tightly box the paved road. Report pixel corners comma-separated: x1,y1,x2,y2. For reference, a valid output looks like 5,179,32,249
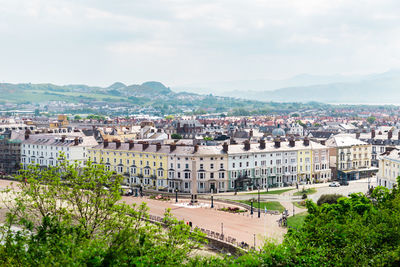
308,178,377,202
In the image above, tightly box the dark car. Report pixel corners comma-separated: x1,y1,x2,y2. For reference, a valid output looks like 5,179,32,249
339,180,349,186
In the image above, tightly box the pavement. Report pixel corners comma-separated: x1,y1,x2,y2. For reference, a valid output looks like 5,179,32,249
0,179,286,248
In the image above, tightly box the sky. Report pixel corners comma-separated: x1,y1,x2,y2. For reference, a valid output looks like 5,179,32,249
0,0,400,88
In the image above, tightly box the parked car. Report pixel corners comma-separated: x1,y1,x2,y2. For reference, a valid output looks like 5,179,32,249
329,182,340,187
339,180,349,186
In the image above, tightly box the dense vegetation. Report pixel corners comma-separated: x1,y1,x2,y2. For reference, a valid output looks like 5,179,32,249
2,158,400,266
202,185,400,266
0,159,205,266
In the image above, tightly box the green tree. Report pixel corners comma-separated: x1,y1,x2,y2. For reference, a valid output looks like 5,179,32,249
367,116,376,124
74,115,82,120
171,133,182,139
0,157,206,265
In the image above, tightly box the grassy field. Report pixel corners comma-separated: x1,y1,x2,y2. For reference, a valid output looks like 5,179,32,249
246,188,293,195
294,188,317,196
235,200,285,212
293,201,307,209
287,212,308,228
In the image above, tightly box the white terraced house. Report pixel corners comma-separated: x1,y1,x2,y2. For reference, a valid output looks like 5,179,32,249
21,132,98,169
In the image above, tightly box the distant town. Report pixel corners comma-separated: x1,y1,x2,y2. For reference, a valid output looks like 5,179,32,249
1,109,398,192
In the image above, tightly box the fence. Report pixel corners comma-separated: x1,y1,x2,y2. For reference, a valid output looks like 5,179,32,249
147,214,250,252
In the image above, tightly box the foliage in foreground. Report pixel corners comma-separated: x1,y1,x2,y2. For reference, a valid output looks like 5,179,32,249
0,159,206,266
3,159,400,266
192,182,400,266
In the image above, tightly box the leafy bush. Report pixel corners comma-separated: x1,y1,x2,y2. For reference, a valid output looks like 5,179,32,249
302,193,308,199
317,194,343,206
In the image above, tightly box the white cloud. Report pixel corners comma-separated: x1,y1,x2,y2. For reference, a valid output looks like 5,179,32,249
0,0,399,86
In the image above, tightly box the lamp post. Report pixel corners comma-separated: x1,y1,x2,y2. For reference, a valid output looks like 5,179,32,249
175,188,178,203
250,200,253,215
211,188,214,208
221,222,224,236
293,202,295,217
257,185,260,218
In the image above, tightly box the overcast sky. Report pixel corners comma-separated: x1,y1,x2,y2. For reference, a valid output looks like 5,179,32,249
1,0,400,87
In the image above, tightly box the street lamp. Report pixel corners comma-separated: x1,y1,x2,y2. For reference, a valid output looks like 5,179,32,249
250,200,253,215
175,188,178,203
257,185,260,218
221,222,224,236
293,202,295,217
211,188,214,208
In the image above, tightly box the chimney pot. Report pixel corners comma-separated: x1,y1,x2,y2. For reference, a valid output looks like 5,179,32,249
170,143,177,152
303,137,309,146
259,139,266,149
129,140,134,149
103,139,109,148
274,138,281,148
223,142,229,153
244,140,250,151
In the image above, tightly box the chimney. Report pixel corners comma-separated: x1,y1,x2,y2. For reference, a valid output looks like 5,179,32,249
129,140,134,149
259,139,266,149
388,130,393,140
244,140,250,151
25,130,30,140
142,142,149,150
371,129,376,139
194,145,199,153
74,137,79,146
249,129,253,138
222,142,229,153
303,137,310,146
170,143,177,152
356,132,360,139
289,139,295,147
274,138,281,148
61,135,66,142
156,143,162,151
116,140,121,148
104,139,109,148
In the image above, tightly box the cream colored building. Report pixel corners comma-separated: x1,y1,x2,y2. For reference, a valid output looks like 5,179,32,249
327,135,376,181
378,148,400,189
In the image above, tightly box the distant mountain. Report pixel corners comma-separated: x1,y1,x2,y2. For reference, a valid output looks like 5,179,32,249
176,69,400,104
174,73,365,94
255,70,400,104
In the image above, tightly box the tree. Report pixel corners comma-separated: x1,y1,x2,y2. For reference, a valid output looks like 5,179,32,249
317,194,343,205
0,157,206,265
74,115,82,120
367,116,376,124
171,133,182,139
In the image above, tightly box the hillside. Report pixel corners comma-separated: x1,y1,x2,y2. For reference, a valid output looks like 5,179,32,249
0,81,324,115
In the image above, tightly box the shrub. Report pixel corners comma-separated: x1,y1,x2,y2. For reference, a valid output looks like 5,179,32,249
302,193,308,199
317,194,343,206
